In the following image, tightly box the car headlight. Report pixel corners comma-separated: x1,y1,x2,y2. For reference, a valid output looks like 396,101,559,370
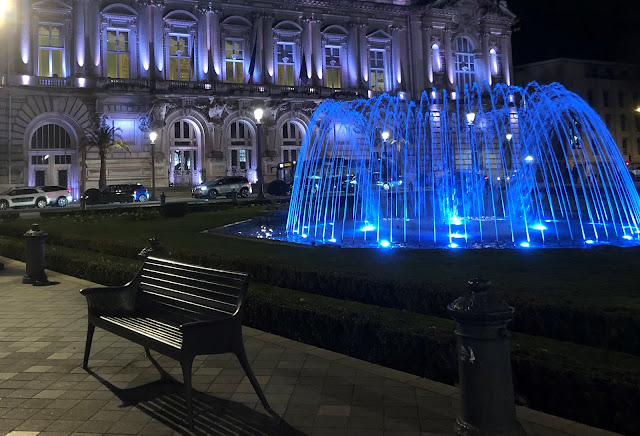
200,186,208,191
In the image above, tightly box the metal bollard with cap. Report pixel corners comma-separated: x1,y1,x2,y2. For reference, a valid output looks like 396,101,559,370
160,192,166,206
447,278,524,436
22,223,50,286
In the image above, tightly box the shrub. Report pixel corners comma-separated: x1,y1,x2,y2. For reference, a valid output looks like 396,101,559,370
161,202,188,218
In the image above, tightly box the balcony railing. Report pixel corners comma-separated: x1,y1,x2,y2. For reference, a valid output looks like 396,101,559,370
37,77,72,87
13,74,371,99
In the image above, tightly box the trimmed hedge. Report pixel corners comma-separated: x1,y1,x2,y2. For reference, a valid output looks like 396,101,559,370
0,237,637,434
1,218,636,357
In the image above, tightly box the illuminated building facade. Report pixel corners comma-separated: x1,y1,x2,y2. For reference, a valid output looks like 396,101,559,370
0,0,515,197
515,59,640,165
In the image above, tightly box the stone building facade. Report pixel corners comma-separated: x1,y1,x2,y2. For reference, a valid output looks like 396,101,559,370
0,0,515,198
515,59,640,166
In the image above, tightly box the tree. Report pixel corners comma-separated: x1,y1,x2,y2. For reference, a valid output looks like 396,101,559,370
81,119,130,188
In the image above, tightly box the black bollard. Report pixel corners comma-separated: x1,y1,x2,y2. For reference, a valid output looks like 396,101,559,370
160,192,166,206
137,238,172,259
448,278,524,436
23,223,50,286
230,191,238,205
80,197,86,211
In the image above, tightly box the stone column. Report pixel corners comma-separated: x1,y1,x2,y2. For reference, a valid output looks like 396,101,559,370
358,23,368,89
389,26,404,91
73,0,86,76
196,5,209,81
423,25,433,89
85,0,100,77
311,18,322,86
263,14,274,84
209,8,221,81
443,28,454,90
348,22,360,88
138,1,152,79
482,31,491,86
19,0,31,74
300,17,312,85
152,0,165,79
253,13,264,83
500,33,512,86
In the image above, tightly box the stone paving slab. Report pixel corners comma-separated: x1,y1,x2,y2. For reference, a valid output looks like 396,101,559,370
0,257,620,436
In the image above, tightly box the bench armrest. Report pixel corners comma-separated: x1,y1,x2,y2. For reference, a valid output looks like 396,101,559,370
80,285,137,315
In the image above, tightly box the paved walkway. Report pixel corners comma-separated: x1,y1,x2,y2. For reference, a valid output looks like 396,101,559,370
0,257,618,436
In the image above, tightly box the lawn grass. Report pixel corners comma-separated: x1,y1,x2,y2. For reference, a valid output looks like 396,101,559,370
5,205,638,313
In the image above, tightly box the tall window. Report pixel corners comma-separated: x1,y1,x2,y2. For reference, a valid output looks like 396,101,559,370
281,122,303,162
324,46,341,88
636,138,640,155
38,25,63,77
622,138,628,155
621,115,627,131
603,91,609,107
277,42,295,86
31,124,72,149
106,29,130,78
605,114,611,129
225,39,244,83
455,37,475,88
618,91,624,108
369,49,385,92
587,89,594,106
169,34,191,81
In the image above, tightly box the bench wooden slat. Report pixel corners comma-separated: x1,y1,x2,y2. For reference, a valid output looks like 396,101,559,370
140,270,241,301
100,316,183,348
139,276,239,310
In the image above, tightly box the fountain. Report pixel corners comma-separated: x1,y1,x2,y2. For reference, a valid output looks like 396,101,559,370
280,82,640,249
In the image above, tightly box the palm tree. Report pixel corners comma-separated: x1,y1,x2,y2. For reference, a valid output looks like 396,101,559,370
81,119,130,188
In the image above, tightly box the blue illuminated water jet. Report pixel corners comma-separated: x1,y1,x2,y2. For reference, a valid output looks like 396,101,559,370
284,82,640,248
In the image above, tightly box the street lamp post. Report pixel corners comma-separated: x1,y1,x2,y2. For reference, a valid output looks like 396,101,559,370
149,131,157,201
254,108,265,200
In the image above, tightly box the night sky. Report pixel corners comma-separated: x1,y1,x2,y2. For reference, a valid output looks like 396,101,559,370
507,0,640,66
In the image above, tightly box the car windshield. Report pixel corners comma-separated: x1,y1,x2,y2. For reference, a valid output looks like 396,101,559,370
1,188,13,195
98,186,110,193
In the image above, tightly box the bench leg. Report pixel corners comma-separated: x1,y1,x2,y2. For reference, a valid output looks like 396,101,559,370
235,345,273,415
82,324,95,370
180,358,194,430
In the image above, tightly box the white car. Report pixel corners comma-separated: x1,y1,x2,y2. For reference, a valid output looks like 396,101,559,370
37,185,73,207
0,186,72,210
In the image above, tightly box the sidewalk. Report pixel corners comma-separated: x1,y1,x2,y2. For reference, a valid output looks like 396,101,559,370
0,257,619,436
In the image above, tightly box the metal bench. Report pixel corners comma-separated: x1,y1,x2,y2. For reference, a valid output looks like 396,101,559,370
80,256,273,428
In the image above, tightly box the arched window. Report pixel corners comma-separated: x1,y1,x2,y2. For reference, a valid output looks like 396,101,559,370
454,37,475,89
170,120,199,186
281,122,303,162
31,124,72,149
229,121,253,177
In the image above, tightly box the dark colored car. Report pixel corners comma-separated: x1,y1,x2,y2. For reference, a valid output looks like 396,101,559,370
192,177,252,199
82,184,148,205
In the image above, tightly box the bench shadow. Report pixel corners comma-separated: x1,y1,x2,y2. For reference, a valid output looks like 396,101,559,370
86,369,305,436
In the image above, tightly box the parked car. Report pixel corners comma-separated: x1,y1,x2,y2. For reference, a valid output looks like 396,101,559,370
38,185,73,207
372,172,403,190
629,163,640,178
82,184,148,205
0,187,49,210
192,177,252,199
